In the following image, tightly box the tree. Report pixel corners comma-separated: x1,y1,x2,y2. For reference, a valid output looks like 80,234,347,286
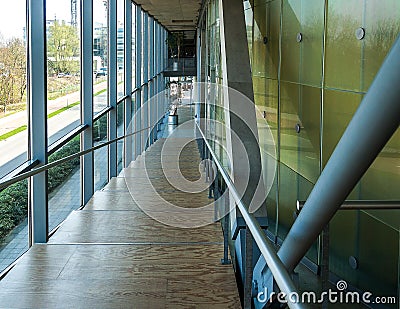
47,21,80,74
166,32,184,60
0,38,27,113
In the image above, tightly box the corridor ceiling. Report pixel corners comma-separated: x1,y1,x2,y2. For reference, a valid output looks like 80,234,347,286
134,0,202,31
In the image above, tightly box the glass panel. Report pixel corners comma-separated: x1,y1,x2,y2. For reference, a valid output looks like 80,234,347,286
93,0,109,114
362,0,400,92
117,102,124,174
46,0,81,144
330,211,399,306
93,113,108,190
322,89,362,166
280,82,320,183
117,0,125,98
47,136,81,231
281,0,301,83
132,5,136,88
0,180,28,273
325,0,363,91
0,0,28,178
299,0,324,87
253,0,281,79
281,0,324,86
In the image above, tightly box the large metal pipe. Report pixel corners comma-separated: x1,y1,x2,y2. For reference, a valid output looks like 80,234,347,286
277,35,400,272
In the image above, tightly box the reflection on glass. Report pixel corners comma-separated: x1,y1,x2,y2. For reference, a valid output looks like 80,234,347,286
325,0,363,91
132,5,136,87
117,102,124,173
0,0,28,178
46,0,81,144
94,113,108,190
93,0,109,114
117,0,125,98
47,136,81,231
0,180,28,273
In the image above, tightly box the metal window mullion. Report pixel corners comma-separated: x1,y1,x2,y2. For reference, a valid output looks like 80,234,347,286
108,0,117,178
81,0,94,205
28,0,48,243
134,5,142,158
149,18,154,145
124,0,132,166
142,12,149,150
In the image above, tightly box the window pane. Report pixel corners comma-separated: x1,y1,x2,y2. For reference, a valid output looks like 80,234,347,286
117,101,124,174
117,0,125,98
93,0,108,114
93,113,108,190
0,180,28,273
46,0,81,144
47,136,81,232
0,0,28,178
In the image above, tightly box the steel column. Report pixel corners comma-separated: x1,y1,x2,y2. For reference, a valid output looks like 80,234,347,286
142,12,149,151
81,0,94,205
134,5,142,159
108,0,117,178
148,18,154,145
124,0,133,166
28,0,48,243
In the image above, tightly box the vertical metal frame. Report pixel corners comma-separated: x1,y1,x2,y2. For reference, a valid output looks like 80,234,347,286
108,0,118,178
141,11,149,151
134,5,142,158
124,0,133,166
81,0,94,205
28,0,48,243
148,18,154,145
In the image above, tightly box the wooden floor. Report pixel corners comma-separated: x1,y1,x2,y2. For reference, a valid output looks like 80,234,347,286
0,122,241,308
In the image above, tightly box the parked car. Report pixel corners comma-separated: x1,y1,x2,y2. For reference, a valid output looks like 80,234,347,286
95,67,108,78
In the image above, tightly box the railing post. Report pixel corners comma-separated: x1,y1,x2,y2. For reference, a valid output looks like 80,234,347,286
244,226,254,309
221,191,232,265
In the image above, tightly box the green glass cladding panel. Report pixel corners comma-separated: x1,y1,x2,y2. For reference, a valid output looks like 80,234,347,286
281,0,324,86
252,0,281,79
254,77,278,152
280,82,320,183
325,0,363,91
362,0,400,92
330,211,398,309
322,89,362,166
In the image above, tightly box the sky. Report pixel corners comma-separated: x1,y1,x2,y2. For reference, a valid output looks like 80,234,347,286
0,0,110,41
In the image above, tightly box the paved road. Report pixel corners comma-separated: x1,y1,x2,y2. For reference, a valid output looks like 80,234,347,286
0,81,108,178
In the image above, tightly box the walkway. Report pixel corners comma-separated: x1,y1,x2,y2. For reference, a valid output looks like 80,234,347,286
0,106,241,308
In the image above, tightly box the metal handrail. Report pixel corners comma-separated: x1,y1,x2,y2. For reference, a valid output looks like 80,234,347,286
297,200,400,211
0,125,153,190
195,123,305,309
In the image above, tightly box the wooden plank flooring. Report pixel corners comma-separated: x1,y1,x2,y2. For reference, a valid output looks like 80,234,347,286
0,124,241,308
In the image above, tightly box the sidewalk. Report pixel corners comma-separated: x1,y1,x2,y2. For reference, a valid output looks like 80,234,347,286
0,81,107,136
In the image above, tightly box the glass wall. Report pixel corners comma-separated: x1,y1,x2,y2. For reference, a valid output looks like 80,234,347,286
0,0,28,179
247,0,400,302
0,1,167,274
93,0,108,114
46,0,81,144
117,0,125,98
0,0,29,273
